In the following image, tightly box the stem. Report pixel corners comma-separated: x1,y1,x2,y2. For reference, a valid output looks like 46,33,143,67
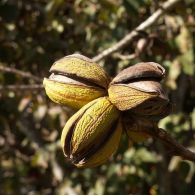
146,127,195,162
92,0,181,62
0,64,42,82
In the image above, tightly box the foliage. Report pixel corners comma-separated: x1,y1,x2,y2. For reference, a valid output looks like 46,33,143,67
0,0,195,194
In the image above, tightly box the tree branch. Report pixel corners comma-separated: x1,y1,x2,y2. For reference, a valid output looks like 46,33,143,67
146,127,195,162
92,0,181,62
0,64,42,82
113,53,137,61
0,84,44,92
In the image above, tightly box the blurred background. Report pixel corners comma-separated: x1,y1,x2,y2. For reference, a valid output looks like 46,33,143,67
0,0,195,194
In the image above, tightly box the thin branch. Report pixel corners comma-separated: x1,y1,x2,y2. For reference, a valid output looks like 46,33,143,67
92,0,181,62
0,84,44,92
113,53,137,60
146,127,195,162
0,64,42,82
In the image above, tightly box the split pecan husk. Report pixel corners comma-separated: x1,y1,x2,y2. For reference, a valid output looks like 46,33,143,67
43,54,110,109
108,62,171,119
43,55,171,167
61,97,122,168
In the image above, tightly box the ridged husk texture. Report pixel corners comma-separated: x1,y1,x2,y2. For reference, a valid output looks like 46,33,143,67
43,56,171,167
108,62,171,119
43,54,110,109
61,97,122,168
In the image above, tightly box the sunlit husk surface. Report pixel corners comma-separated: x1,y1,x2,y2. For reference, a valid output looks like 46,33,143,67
43,78,106,109
109,62,170,118
61,97,122,168
43,54,110,109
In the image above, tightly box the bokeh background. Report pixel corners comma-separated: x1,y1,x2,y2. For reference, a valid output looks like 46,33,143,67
0,0,195,194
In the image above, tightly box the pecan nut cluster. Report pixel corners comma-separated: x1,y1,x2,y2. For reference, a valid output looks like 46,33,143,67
43,54,170,168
